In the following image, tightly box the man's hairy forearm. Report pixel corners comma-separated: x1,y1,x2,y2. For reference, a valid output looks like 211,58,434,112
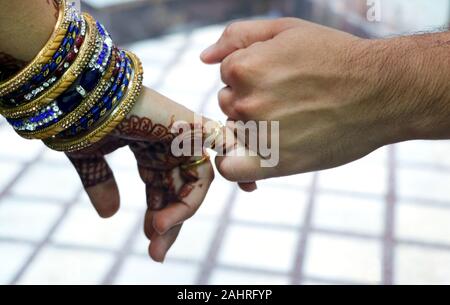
367,32,450,141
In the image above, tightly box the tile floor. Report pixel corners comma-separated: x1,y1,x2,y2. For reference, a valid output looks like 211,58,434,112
1,25,450,285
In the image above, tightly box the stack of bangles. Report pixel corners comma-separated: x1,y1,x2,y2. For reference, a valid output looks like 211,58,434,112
0,0,143,152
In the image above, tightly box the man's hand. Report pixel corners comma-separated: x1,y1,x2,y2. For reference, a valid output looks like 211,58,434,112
201,18,450,182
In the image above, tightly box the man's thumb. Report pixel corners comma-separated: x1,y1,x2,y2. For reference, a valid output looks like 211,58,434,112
215,154,270,182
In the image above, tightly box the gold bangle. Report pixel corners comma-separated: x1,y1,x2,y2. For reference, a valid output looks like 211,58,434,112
44,50,144,152
18,51,117,140
180,154,211,171
0,0,70,96
0,13,98,119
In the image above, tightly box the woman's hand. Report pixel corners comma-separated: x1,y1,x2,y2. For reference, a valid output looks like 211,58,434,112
66,87,215,262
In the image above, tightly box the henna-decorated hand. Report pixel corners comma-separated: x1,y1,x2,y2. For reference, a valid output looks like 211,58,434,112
0,0,252,264
65,87,215,262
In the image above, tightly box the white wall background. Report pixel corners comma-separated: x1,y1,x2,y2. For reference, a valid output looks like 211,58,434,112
382,0,449,32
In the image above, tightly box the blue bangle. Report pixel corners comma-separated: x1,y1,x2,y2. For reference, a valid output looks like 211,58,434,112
0,18,85,107
8,28,115,132
0,20,82,107
60,50,130,138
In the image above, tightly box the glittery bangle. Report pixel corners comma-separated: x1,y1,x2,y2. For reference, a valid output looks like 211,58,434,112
60,50,129,138
0,13,98,119
12,46,118,140
0,0,76,97
9,46,117,136
44,50,144,152
7,22,116,134
0,19,83,108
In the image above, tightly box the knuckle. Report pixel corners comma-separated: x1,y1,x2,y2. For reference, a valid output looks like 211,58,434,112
223,22,240,38
221,50,250,83
217,88,228,101
153,215,169,233
231,98,255,119
232,102,249,117
218,98,230,114
228,60,250,81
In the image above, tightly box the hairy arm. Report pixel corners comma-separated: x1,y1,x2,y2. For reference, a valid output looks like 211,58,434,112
367,32,450,141
200,18,450,182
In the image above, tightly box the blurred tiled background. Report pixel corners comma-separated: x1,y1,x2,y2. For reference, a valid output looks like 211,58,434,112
2,0,450,285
